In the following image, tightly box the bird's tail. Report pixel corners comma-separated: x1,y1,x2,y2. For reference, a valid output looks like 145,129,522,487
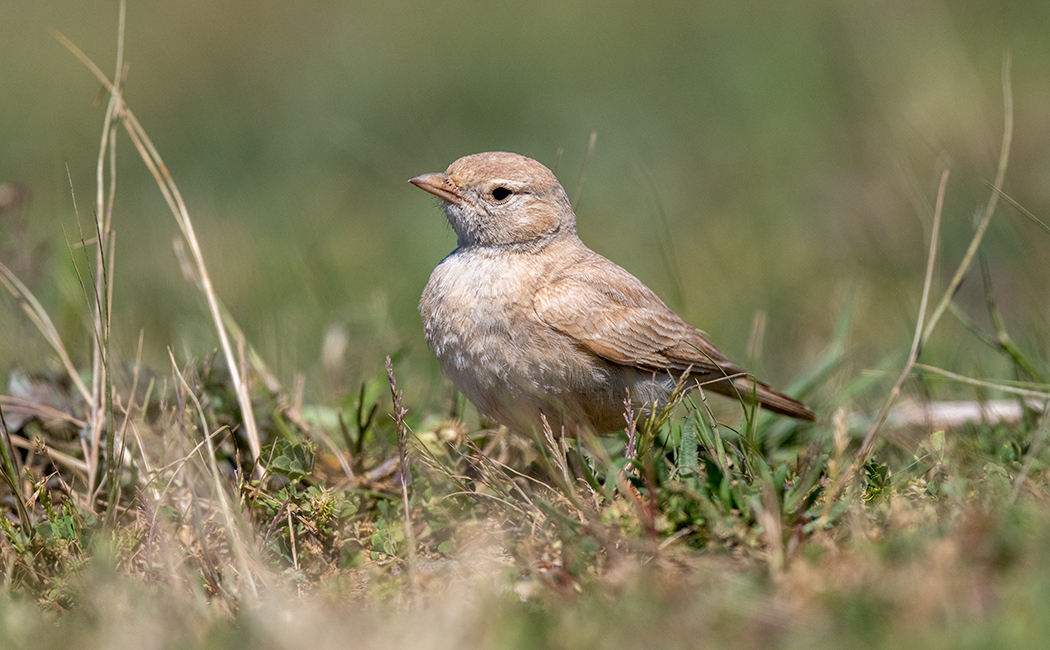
704,375,816,421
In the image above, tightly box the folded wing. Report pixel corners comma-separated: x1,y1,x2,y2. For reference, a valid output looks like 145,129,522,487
534,258,815,421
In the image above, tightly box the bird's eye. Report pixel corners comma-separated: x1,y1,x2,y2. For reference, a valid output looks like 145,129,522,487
491,187,512,202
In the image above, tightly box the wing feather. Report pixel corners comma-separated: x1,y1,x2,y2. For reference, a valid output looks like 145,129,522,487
534,259,736,376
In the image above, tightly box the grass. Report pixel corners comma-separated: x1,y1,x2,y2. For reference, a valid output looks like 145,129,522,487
3,8,1050,650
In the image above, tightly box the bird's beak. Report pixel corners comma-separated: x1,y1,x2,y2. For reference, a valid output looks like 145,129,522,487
409,173,461,205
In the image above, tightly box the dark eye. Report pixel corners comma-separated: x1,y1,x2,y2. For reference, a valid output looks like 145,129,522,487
491,187,512,201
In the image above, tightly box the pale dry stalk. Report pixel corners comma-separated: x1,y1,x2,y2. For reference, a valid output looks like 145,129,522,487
385,356,418,595
50,21,263,465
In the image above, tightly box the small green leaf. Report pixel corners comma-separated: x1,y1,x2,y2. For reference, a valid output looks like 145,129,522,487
265,441,314,481
37,522,54,539
929,429,945,453
677,420,699,476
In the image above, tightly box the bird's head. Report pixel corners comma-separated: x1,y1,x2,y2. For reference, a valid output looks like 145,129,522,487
410,151,576,249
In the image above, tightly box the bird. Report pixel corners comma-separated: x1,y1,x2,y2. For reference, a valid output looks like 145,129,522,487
410,151,814,436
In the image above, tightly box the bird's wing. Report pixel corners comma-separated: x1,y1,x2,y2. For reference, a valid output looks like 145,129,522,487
534,259,737,376
535,256,816,421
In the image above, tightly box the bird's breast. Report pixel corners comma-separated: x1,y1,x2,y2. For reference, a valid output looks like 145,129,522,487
419,248,607,398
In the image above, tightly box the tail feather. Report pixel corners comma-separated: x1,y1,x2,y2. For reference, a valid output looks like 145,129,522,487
705,375,816,421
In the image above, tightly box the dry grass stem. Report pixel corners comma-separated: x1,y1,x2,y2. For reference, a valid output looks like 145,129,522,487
919,53,1014,348
623,388,638,466
0,395,86,430
50,23,263,465
0,262,92,404
848,54,1013,479
385,356,417,594
911,364,1050,400
168,349,259,599
818,168,951,521
854,168,950,463
0,404,31,532
86,0,124,517
6,433,89,474
540,414,572,488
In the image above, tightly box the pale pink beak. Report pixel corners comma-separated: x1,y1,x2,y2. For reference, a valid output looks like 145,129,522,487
409,173,461,204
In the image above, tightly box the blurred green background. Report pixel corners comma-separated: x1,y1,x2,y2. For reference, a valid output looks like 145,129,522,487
1,1,1048,408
